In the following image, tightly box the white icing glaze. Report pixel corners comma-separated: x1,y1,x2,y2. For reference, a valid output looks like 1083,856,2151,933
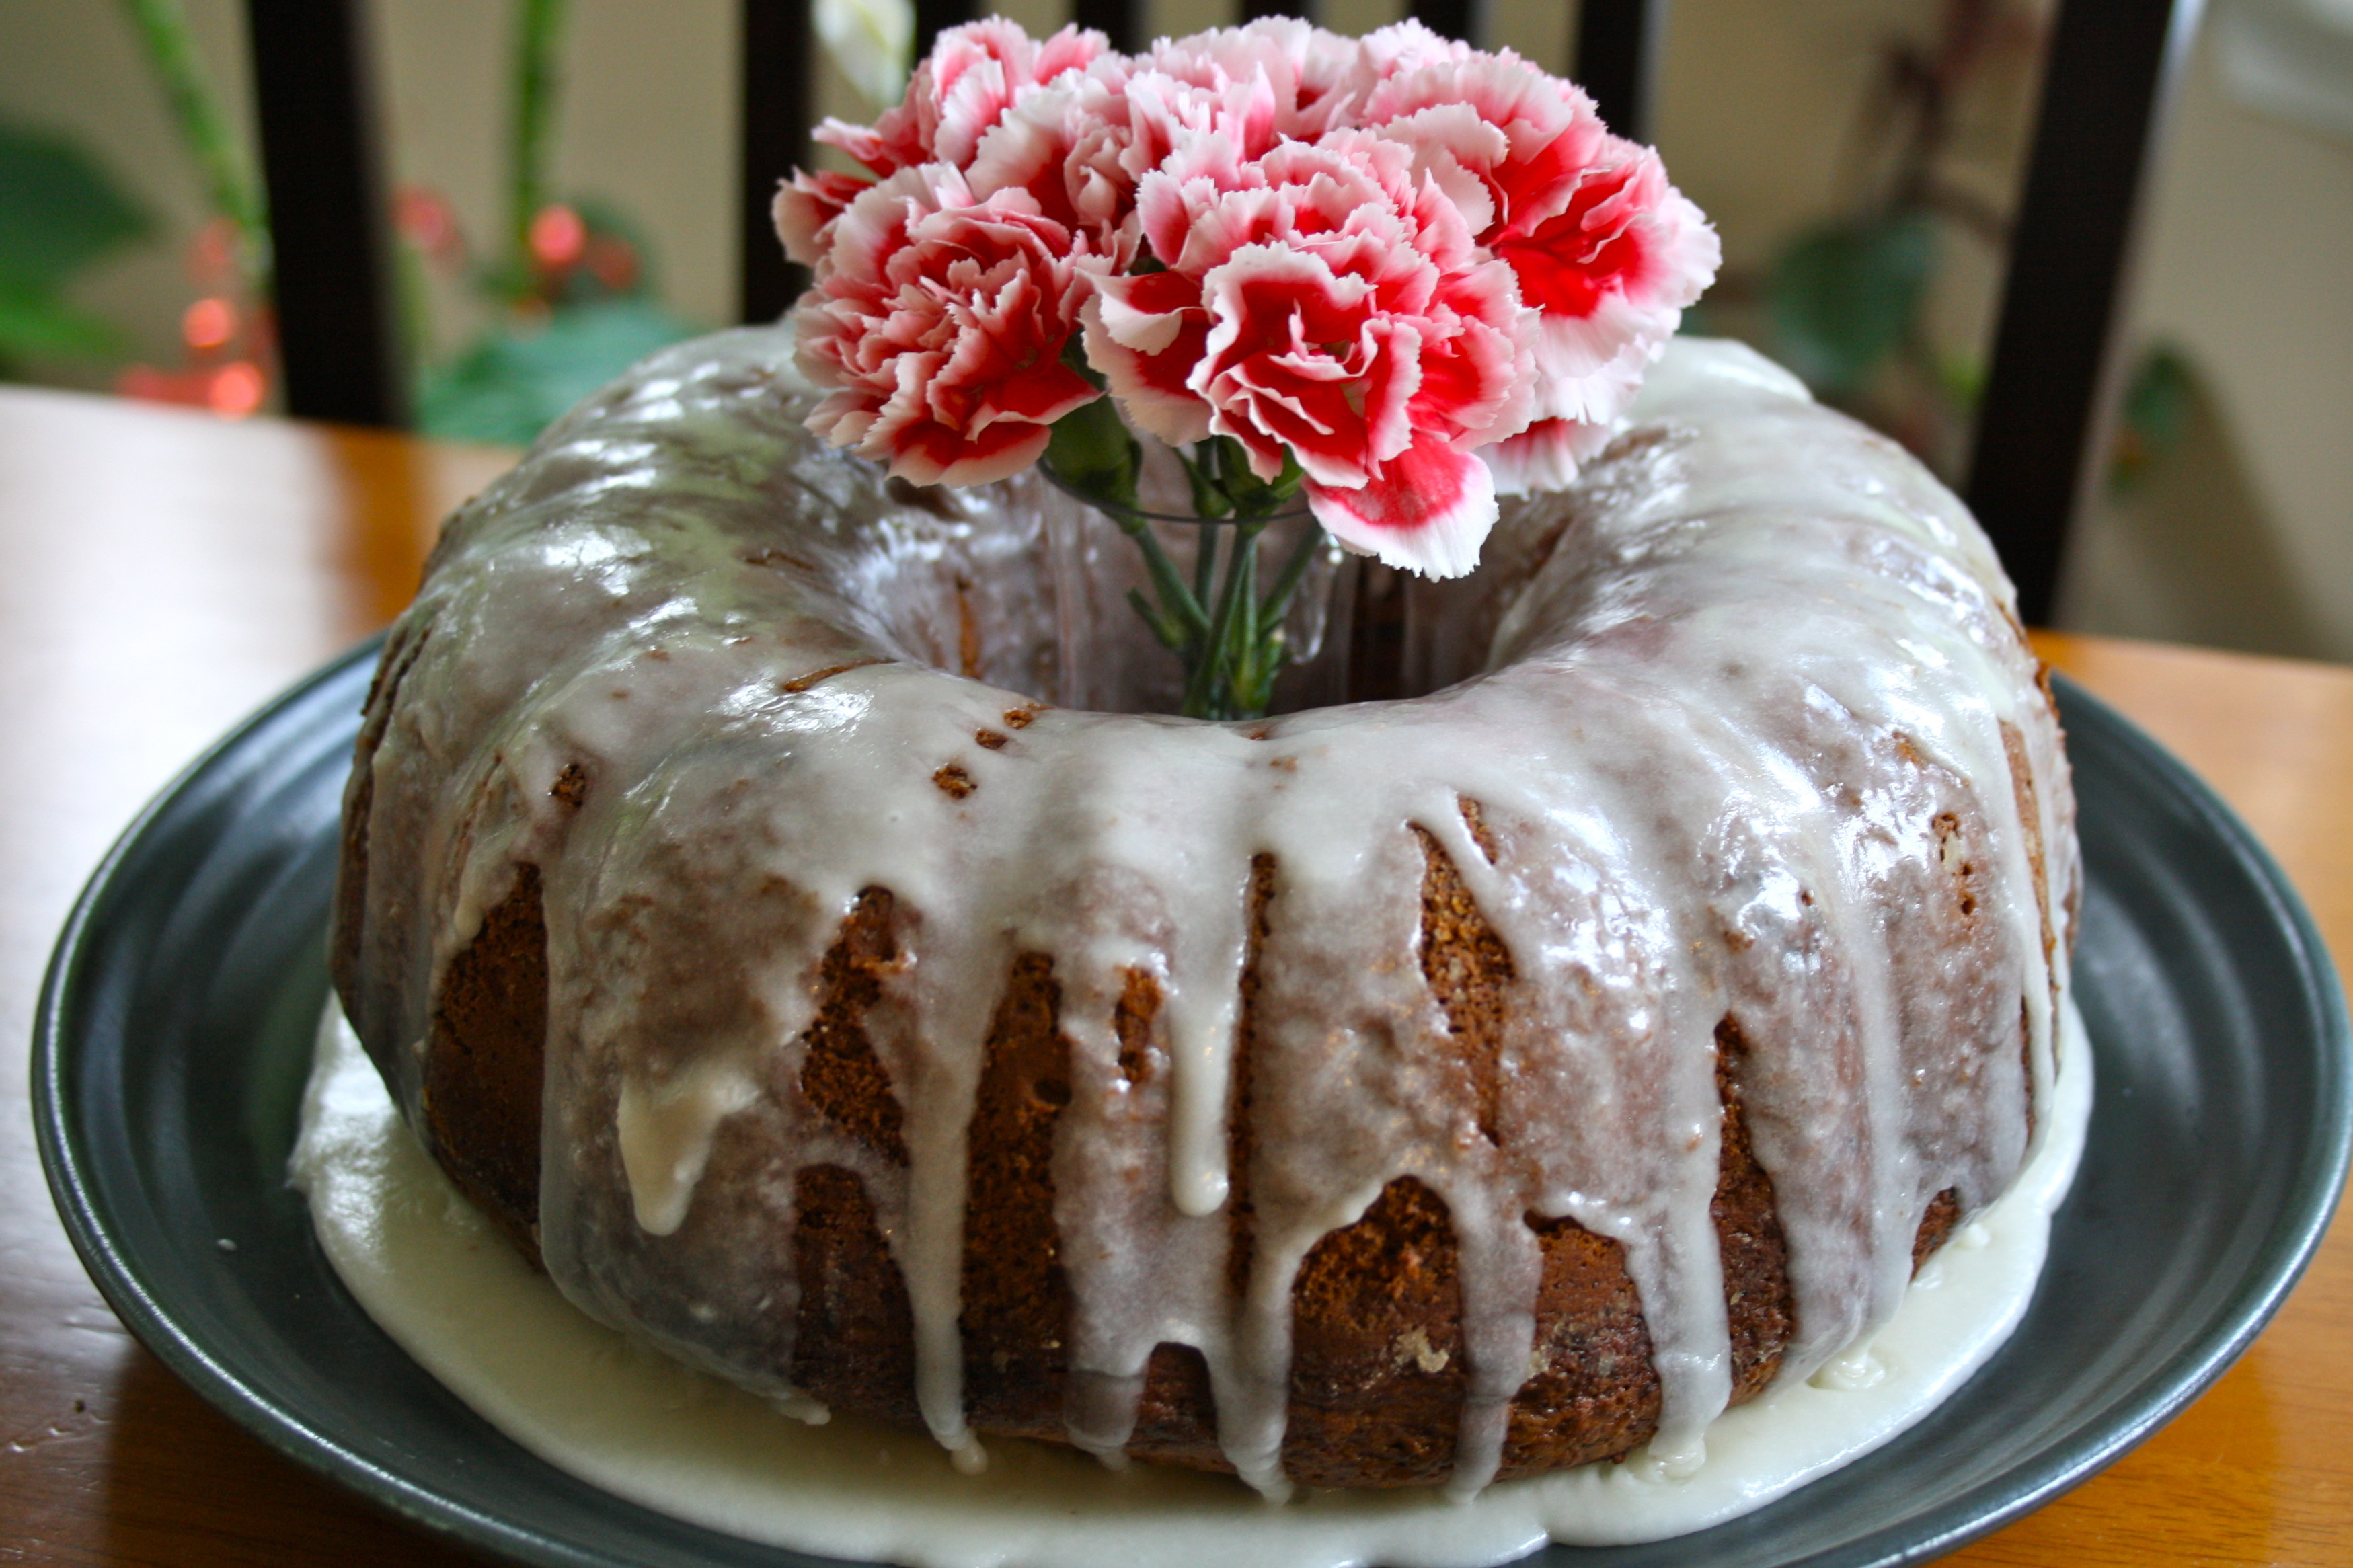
291,996,2091,1559
335,330,2079,1492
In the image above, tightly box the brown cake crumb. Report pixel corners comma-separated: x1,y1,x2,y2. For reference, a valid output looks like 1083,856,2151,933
549,762,590,810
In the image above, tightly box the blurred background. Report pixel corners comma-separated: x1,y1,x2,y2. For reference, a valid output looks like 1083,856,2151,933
0,0,2346,658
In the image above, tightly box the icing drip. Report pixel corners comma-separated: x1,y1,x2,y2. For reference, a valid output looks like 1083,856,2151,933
616,1059,759,1234
340,331,2078,1493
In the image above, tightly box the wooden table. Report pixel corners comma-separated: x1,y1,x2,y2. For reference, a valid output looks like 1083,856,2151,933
0,385,2344,1566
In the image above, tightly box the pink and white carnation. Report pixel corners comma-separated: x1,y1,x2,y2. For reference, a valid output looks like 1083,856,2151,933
1085,130,1530,576
774,21,1118,264
833,17,1110,171
1356,17,1475,79
777,17,1718,577
1139,17,1368,143
1356,39,1720,492
791,163,1125,486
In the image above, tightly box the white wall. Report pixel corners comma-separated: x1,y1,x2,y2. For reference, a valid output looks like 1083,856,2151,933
2057,28,2353,660
367,0,736,356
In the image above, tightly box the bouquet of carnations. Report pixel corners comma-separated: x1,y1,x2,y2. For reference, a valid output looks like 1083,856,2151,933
777,17,1718,716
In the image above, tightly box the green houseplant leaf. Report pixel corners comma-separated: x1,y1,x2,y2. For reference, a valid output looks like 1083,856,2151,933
0,118,153,296
0,118,151,372
1767,210,1935,397
417,296,697,446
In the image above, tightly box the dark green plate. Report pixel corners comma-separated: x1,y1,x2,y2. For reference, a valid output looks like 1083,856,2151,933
35,643,2353,1567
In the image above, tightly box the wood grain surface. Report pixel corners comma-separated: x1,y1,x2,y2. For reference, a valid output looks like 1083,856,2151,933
1,385,2345,1565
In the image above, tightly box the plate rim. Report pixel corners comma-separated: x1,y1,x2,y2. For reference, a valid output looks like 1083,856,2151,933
32,645,2353,1568
28,641,555,1557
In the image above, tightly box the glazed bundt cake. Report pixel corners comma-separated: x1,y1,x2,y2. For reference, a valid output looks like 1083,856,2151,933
330,329,2075,1497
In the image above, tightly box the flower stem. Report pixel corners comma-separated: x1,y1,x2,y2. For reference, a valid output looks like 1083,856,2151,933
1045,417,1325,721
1228,518,1268,715
1193,518,1221,609
1259,519,1324,628
1183,514,1266,720
1116,514,1208,641
1125,586,1185,652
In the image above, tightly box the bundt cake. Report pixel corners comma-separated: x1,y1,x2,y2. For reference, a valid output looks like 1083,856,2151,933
330,328,2076,1499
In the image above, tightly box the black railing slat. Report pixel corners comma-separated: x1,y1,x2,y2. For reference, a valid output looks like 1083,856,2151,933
740,0,812,323
1409,0,1483,48
244,0,406,427
1073,0,1145,55
915,0,978,58
1574,0,1663,144
1964,0,2198,625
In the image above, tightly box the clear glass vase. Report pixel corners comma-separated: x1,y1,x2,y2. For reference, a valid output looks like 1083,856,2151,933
1038,424,1354,721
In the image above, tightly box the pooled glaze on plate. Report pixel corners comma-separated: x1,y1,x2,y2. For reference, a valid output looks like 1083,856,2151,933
294,998,2089,1564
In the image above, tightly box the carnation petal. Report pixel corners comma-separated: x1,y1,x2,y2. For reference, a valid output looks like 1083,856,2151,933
1094,268,1200,354
1032,23,1110,83
976,359,1100,428
966,95,1075,212
1525,311,1665,424
772,171,872,269
817,112,923,178
1307,430,1495,578
1483,416,1610,496
1081,295,1214,446
1357,19,1469,81
892,418,1055,486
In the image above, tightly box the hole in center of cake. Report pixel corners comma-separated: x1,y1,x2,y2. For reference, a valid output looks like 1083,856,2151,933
853,475,1510,717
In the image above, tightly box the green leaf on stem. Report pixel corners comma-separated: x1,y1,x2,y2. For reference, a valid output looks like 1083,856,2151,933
1264,449,1305,504
1044,393,1141,512
1259,521,1325,629
1112,510,1210,644
1181,445,1233,518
